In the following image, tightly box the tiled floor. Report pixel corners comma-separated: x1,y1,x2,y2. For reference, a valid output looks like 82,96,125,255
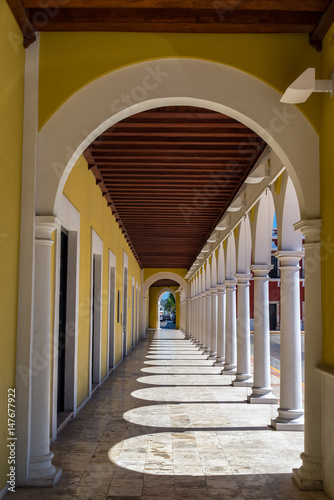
11,330,329,499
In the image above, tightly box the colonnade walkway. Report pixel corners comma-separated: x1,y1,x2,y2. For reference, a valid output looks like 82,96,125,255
13,330,328,500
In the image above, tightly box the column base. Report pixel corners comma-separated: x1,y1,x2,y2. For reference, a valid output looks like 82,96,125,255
214,357,225,367
222,363,237,374
208,351,217,360
271,408,304,431
202,347,211,355
27,451,62,487
292,453,323,490
247,387,277,404
233,374,253,387
27,467,62,487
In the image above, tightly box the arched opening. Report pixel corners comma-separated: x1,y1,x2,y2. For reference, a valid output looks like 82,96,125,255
17,58,323,491
158,289,176,329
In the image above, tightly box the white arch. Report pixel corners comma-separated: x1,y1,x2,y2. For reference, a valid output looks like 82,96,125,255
251,190,275,265
273,172,302,251
225,233,237,279
157,287,176,301
217,243,226,284
236,216,252,274
142,272,188,298
37,58,319,220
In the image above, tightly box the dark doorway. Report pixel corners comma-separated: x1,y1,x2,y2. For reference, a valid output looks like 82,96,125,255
109,266,116,371
122,266,128,358
92,255,96,386
269,303,277,331
91,254,102,388
57,230,68,414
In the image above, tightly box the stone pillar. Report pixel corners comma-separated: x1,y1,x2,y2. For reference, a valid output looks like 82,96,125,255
141,295,147,338
198,277,203,347
27,218,61,486
233,274,253,387
201,290,207,349
272,251,304,430
248,265,277,404
210,252,218,359
215,284,226,366
190,294,196,343
293,220,323,490
205,289,211,354
222,279,237,374
210,287,218,359
201,269,207,349
192,276,199,345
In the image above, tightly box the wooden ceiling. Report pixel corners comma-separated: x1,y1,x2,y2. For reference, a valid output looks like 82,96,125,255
152,279,180,287
7,0,334,50
84,106,265,269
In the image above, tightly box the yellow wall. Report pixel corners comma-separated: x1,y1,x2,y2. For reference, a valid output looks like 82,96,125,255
0,3,25,492
62,155,141,407
320,23,334,367
38,32,321,133
149,287,159,329
175,293,180,330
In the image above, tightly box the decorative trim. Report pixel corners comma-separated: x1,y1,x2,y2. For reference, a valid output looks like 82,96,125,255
316,363,334,380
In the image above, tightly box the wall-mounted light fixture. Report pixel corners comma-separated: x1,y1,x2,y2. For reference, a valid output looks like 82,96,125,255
280,67,334,104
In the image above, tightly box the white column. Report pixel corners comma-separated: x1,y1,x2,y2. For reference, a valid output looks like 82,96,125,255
141,295,147,338
193,277,200,345
233,274,253,387
215,284,226,366
190,281,195,342
210,288,218,359
197,275,202,347
293,220,323,490
210,252,218,359
222,279,237,374
248,265,277,404
28,218,61,486
201,269,207,349
204,262,211,354
271,251,304,430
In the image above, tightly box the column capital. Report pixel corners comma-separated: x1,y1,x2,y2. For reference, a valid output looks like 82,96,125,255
250,264,273,277
217,283,226,293
35,216,60,241
224,278,238,288
275,250,304,266
210,287,218,295
294,219,321,245
235,273,252,284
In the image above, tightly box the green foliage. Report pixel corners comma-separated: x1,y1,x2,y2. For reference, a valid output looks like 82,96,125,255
164,293,176,314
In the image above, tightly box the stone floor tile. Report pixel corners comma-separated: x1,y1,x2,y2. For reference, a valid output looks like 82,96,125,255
11,330,330,500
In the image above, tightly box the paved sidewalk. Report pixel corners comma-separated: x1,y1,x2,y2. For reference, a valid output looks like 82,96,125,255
11,330,328,500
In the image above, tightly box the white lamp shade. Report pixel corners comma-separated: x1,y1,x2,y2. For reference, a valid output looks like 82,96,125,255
280,68,315,104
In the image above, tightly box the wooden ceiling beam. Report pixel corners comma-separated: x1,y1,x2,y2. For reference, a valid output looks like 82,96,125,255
94,141,258,150
22,0,329,12
100,128,258,136
98,166,247,172
92,151,255,158
6,0,36,48
26,8,321,33
111,123,253,130
310,0,334,51
96,162,249,168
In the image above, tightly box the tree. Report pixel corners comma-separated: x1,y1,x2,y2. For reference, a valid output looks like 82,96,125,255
164,293,176,314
